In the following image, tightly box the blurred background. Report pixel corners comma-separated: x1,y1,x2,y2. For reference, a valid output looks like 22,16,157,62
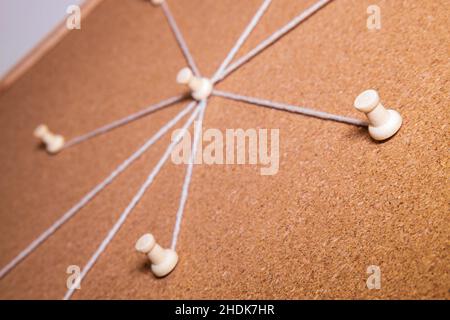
0,0,84,79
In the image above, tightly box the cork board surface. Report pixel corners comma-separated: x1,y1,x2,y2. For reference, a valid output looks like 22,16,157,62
0,0,448,299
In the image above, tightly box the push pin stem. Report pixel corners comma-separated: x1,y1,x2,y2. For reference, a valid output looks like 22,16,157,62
354,89,402,141
34,124,65,154
176,67,212,101
135,233,178,277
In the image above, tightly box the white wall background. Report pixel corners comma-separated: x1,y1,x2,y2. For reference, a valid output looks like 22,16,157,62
0,0,84,79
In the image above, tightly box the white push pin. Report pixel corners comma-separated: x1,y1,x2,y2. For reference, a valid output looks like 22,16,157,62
354,89,403,141
176,67,213,101
151,0,164,5
135,233,178,277
34,124,65,154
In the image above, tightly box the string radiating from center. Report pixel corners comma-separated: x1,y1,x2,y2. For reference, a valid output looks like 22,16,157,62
161,2,201,76
211,0,272,82
1,0,372,296
214,0,333,83
64,102,202,300
63,95,187,149
213,90,367,127
0,101,196,280
170,100,207,250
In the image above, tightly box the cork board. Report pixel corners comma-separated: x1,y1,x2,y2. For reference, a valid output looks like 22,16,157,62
0,0,448,299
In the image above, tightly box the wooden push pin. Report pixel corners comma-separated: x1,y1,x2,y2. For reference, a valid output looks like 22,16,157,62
176,67,212,101
354,89,403,141
34,124,65,154
151,0,164,5
135,233,178,277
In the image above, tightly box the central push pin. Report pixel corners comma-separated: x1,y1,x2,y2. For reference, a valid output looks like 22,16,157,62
135,233,178,277
176,67,213,101
34,124,65,154
354,89,403,141
151,0,164,5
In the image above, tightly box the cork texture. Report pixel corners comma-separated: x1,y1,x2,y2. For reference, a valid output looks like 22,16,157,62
0,0,448,299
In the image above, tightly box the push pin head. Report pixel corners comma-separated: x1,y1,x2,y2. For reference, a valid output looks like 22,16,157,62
354,89,402,141
176,67,193,85
34,124,65,154
176,67,213,101
151,0,164,5
136,233,178,277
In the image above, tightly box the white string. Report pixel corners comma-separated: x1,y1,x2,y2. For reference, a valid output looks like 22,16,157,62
214,0,333,83
0,101,197,280
63,95,187,149
170,100,207,250
63,102,202,300
63,95,186,149
161,1,201,76
3,0,359,294
211,0,272,82
213,90,367,127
